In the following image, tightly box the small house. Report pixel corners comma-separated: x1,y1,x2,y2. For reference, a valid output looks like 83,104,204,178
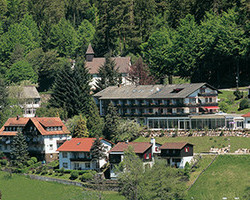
57,138,113,170
160,142,194,168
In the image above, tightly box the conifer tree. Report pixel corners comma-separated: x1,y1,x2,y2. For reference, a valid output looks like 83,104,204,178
95,54,121,93
11,129,29,166
90,137,106,172
103,103,120,140
50,60,91,118
73,114,89,138
86,98,104,137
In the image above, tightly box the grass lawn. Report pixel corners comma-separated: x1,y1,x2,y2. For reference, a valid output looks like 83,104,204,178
134,136,250,153
218,90,249,114
187,155,216,187
187,155,250,200
0,171,124,200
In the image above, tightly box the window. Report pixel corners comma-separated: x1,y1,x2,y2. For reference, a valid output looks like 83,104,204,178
85,163,90,169
74,163,80,170
63,163,68,168
185,147,189,152
49,136,53,140
58,126,62,131
62,152,67,158
49,144,53,150
50,154,53,158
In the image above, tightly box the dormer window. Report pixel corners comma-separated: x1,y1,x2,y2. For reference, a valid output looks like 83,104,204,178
46,126,62,131
171,88,184,93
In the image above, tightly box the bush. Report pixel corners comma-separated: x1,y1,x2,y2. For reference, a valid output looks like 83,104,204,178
48,169,53,175
80,172,94,181
70,170,79,180
218,101,229,113
0,159,8,166
30,157,38,163
41,170,48,175
233,89,243,100
59,167,65,174
239,98,250,110
27,160,34,166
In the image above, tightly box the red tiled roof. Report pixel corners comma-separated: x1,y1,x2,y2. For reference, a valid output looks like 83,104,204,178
242,112,250,117
160,142,193,150
0,117,70,136
30,117,70,136
85,57,131,74
0,117,29,136
110,142,152,154
57,138,112,152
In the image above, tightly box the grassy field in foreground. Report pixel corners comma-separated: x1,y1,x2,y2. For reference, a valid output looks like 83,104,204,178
187,155,250,200
134,136,250,153
0,171,124,200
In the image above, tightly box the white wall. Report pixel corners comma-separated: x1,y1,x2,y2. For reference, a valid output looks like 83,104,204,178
44,134,71,154
244,117,250,129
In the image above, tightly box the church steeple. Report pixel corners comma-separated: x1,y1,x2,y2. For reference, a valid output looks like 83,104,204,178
86,43,94,62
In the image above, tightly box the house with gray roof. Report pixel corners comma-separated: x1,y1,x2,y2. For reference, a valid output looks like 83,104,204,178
85,44,131,88
94,83,226,130
8,85,41,117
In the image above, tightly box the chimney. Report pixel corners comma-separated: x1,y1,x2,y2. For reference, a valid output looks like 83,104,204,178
125,140,129,144
16,115,19,120
151,137,156,154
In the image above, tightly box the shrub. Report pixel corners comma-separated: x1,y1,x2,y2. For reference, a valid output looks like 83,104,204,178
218,101,229,113
233,89,243,100
27,160,34,166
30,157,37,163
80,172,94,181
239,98,249,110
59,167,65,174
70,170,79,180
41,170,48,175
48,169,53,175
0,159,8,166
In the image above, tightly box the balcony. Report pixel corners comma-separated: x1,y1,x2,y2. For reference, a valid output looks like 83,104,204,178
200,102,218,106
198,93,217,97
121,112,189,117
70,157,92,162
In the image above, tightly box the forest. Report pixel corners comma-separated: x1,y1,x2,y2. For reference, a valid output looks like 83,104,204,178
0,0,249,91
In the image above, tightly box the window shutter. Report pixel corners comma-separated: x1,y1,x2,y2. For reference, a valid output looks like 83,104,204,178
155,147,158,152
149,153,152,159
144,153,147,159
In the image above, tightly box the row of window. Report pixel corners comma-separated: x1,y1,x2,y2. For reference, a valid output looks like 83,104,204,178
62,152,91,159
62,162,91,169
46,126,62,131
4,126,23,132
110,99,185,106
117,108,195,115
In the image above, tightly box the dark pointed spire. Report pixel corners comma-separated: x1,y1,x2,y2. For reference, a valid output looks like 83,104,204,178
86,43,94,62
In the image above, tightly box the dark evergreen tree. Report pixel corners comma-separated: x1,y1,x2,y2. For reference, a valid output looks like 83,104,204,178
86,98,104,137
10,129,29,166
50,60,91,117
103,103,120,140
95,54,121,93
90,137,106,172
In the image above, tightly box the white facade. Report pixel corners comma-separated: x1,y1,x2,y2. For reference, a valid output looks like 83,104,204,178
58,139,112,170
90,74,131,90
43,134,71,154
168,156,193,169
244,117,250,129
